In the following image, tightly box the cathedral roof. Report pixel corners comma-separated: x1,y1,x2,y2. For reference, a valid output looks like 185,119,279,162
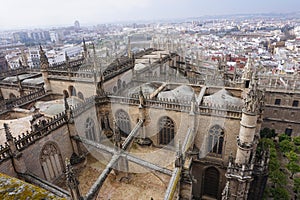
134,63,147,71
157,85,194,102
35,96,82,117
202,88,243,107
128,82,162,96
0,173,64,199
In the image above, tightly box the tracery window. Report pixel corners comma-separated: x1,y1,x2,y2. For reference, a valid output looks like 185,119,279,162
208,125,224,154
40,143,63,181
159,116,175,146
116,110,131,135
85,118,96,141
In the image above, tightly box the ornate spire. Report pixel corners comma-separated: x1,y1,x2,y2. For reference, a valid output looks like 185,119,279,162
175,140,183,168
16,75,23,94
242,57,253,80
39,45,49,69
139,87,145,108
82,38,88,59
113,120,121,148
65,158,82,200
64,94,69,111
190,94,196,115
83,38,87,53
21,48,28,67
65,52,70,69
65,52,70,62
92,43,97,71
128,36,131,58
18,59,23,67
96,70,105,96
65,158,79,188
243,73,264,114
4,123,13,142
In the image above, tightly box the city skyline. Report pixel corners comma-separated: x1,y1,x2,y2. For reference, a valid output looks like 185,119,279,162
0,0,300,29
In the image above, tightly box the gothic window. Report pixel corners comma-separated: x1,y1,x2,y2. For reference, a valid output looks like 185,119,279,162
159,116,175,146
68,85,76,96
78,92,84,100
116,110,131,135
40,142,63,181
208,125,224,154
203,167,220,199
85,118,96,141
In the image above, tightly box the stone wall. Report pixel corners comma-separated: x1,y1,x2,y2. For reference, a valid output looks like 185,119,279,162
20,125,73,180
0,159,17,177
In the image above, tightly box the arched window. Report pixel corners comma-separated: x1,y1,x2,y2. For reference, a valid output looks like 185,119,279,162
85,118,96,141
77,92,84,100
203,167,220,199
68,85,76,96
40,142,63,181
117,79,122,89
208,125,224,154
9,93,16,99
116,110,131,135
159,116,175,146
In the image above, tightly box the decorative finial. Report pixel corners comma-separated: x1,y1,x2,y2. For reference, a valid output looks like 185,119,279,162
175,140,183,168
64,94,69,111
18,59,22,67
139,87,145,108
65,158,79,189
96,71,105,97
243,72,264,114
39,45,49,68
4,123,13,142
113,120,121,145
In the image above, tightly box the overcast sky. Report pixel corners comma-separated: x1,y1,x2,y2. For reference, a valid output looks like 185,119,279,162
0,0,299,29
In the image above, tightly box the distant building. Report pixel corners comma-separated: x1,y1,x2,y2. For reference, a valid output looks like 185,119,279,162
0,52,9,72
13,32,29,43
29,49,40,68
49,31,59,43
74,20,80,29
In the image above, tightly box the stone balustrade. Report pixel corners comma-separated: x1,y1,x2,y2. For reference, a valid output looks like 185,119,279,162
0,143,10,161
14,112,67,151
0,111,67,162
0,89,46,113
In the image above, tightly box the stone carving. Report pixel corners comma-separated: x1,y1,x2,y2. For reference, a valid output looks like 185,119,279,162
242,57,253,80
39,46,49,69
243,76,265,113
40,143,59,162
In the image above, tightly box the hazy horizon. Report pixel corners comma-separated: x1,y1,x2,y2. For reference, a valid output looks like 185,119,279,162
1,0,300,30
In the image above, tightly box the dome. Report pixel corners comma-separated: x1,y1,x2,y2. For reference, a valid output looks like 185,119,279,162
158,85,194,101
134,63,147,71
202,89,242,106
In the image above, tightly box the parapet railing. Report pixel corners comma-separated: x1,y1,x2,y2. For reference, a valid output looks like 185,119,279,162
14,112,67,151
0,111,67,162
0,143,10,162
0,89,46,113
